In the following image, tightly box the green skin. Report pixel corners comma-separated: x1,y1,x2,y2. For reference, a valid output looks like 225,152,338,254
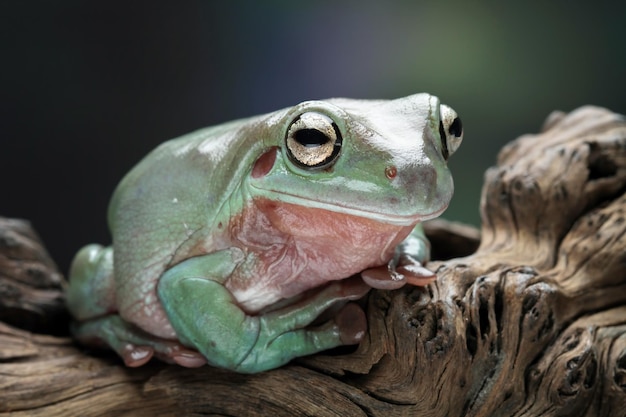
66,93,461,373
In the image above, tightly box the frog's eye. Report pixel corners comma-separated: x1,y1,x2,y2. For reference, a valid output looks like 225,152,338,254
285,112,342,170
438,104,463,160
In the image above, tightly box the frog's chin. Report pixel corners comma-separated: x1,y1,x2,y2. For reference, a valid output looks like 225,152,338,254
257,191,446,227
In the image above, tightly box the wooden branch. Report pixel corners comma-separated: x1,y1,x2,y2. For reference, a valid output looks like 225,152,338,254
2,106,626,416
0,218,68,335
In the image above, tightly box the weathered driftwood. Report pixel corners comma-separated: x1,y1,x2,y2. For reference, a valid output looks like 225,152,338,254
2,106,626,416
0,218,68,335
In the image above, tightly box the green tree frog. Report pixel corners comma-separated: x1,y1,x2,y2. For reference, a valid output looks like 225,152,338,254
66,93,463,373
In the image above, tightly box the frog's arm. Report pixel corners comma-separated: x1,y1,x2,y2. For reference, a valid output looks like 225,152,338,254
361,223,436,289
157,249,369,373
394,223,430,264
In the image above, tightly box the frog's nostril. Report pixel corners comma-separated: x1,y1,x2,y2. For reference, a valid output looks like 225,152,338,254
385,165,398,180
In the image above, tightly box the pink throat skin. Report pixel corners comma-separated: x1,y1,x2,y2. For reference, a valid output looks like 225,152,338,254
224,197,416,313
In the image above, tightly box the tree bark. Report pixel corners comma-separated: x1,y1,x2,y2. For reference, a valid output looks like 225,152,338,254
2,106,625,416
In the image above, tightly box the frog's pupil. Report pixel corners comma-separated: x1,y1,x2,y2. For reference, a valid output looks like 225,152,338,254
294,129,329,147
449,117,463,138
438,121,449,160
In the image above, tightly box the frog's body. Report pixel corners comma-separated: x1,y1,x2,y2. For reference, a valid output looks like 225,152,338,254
67,93,462,373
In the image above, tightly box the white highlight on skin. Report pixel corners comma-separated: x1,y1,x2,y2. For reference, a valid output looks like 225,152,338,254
143,294,155,317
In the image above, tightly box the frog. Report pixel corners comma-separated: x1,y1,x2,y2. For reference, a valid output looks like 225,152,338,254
66,93,463,374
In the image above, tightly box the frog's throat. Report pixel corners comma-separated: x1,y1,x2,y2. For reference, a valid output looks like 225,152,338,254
253,190,448,226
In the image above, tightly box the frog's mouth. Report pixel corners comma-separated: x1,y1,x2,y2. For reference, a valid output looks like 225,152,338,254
248,147,450,226
254,190,447,227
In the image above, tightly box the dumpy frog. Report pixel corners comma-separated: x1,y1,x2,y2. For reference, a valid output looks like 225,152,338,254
66,93,463,373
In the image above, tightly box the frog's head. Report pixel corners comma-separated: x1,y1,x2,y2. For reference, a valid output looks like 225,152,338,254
246,93,462,226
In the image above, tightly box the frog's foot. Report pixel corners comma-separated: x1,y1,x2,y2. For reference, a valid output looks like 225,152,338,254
267,275,370,345
329,301,367,344
72,315,207,368
361,256,436,290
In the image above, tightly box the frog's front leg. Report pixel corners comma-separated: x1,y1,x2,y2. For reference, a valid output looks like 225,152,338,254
157,249,370,373
361,224,436,289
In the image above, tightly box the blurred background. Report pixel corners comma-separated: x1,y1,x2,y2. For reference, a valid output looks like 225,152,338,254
2,1,625,273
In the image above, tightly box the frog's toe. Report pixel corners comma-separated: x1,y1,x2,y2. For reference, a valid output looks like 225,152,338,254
163,348,207,368
118,339,207,368
361,266,407,290
121,344,154,367
397,263,437,286
123,341,207,368
118,342,206,367
362,260,437,289
334,302,367,344
127,339,207,368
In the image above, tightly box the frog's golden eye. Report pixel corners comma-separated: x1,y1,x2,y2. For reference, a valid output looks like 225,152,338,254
438,104,463,160
285,112,342,170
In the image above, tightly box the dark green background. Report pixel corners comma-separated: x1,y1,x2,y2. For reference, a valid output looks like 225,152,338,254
2,1,625,272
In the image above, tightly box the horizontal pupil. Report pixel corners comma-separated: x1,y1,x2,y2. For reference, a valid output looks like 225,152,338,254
449,117,463,137
294,129,330,147
438,121,449,160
